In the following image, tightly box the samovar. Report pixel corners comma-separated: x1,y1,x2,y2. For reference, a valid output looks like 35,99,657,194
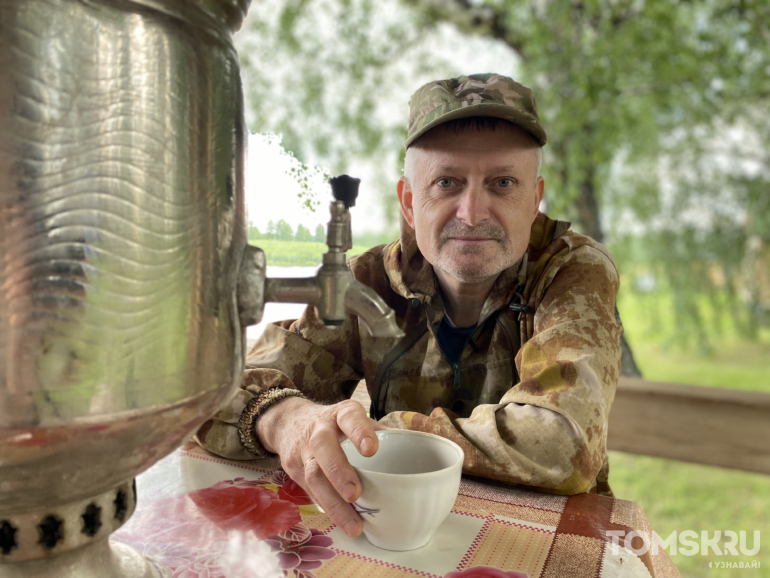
0,1,402,576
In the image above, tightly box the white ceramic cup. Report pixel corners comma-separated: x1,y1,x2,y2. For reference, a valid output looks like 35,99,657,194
340,429,464,551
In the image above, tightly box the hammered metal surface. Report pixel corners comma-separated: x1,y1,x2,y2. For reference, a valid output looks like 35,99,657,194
0,0,248,512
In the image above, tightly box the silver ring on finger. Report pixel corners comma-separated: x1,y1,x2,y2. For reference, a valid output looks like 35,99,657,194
304,456,316,468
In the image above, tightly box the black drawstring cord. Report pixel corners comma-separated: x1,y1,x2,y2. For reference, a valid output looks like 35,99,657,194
508,284,530,321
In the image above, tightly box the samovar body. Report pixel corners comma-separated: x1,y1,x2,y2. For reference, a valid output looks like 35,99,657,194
0,0,249,574
0,1,404,574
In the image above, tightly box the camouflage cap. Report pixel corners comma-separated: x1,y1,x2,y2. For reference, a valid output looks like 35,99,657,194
405,73,547,148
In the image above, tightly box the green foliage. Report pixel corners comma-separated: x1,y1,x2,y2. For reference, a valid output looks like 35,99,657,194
613,230,761,353
619,287,770,389
352,228,399,249
295,223,313,242
237,0,418,168
250,223,333,244
274,219,294,241
609,145,770,350
286,159,327,213
247,220,262,240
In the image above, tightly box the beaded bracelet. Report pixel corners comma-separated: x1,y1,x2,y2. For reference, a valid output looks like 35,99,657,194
237,387,307,457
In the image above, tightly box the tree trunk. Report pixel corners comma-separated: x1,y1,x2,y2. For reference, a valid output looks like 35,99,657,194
575,166,604,244
578,168,642,376
619,335,643,377
616,306,643,378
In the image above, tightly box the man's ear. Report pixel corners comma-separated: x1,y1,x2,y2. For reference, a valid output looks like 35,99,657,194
397,177,416,229
533,176,545,221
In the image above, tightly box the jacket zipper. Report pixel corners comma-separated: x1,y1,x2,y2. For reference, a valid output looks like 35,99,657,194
433,333,462,390
433,322,470,391
434,300,514,391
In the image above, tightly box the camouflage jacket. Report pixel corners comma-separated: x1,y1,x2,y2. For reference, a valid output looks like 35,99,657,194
195,212,623,496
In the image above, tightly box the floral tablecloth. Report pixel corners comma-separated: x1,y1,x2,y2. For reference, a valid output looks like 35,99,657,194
113,441,679,578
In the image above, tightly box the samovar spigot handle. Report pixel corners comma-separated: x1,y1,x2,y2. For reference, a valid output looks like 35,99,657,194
238,176,403,339
326,174,359,254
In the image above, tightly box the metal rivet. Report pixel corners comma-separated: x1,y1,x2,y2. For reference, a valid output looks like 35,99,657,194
410,298,421,308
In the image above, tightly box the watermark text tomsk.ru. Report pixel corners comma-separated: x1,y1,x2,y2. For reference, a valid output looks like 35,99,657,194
604,530,760,557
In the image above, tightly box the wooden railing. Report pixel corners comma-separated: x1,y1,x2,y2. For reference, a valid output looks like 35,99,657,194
608,377,770,475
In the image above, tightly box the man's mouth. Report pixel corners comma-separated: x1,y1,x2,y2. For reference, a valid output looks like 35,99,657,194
448,237,497,242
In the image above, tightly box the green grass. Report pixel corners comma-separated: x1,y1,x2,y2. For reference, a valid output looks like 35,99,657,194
628,340,770,392
254,239,375,267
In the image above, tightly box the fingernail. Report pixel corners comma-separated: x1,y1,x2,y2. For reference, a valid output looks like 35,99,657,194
341,482,356,502
360,436,373,454
343,519,359,537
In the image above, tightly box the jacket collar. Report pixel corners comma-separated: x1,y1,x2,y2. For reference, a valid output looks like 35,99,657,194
383,212,569,318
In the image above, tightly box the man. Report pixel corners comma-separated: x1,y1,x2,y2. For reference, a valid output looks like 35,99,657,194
195,73,623,540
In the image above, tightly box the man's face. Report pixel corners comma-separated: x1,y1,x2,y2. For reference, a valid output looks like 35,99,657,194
398,123,544,285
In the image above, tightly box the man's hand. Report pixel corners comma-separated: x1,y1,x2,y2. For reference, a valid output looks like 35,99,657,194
256,396,381,537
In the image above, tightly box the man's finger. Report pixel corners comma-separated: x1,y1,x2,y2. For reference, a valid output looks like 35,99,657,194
295,462,320,504
335,400,379,457
302,452,363,537
310,426,362,503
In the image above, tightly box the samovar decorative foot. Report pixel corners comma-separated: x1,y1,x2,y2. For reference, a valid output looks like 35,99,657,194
0,479,171,578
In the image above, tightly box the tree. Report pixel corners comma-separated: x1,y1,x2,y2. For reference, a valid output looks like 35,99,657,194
600,0,770,351
314,224,326,243
275,219,294,241
295,223,313,242
248,221,262,241
266,220,277,240
236,0,770,363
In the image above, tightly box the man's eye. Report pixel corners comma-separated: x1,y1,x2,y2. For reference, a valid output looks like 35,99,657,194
437,178,454,188
497,178,514,187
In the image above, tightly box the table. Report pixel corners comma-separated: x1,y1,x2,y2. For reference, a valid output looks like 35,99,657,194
112,440,680,578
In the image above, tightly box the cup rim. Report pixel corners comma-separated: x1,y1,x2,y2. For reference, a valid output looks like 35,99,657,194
341,429,464,477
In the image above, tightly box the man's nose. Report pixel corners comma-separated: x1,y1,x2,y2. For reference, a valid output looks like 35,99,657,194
455,182,490,226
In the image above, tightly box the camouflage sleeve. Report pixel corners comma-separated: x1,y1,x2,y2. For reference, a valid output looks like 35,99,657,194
380,243,622,494
194,305,365,459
